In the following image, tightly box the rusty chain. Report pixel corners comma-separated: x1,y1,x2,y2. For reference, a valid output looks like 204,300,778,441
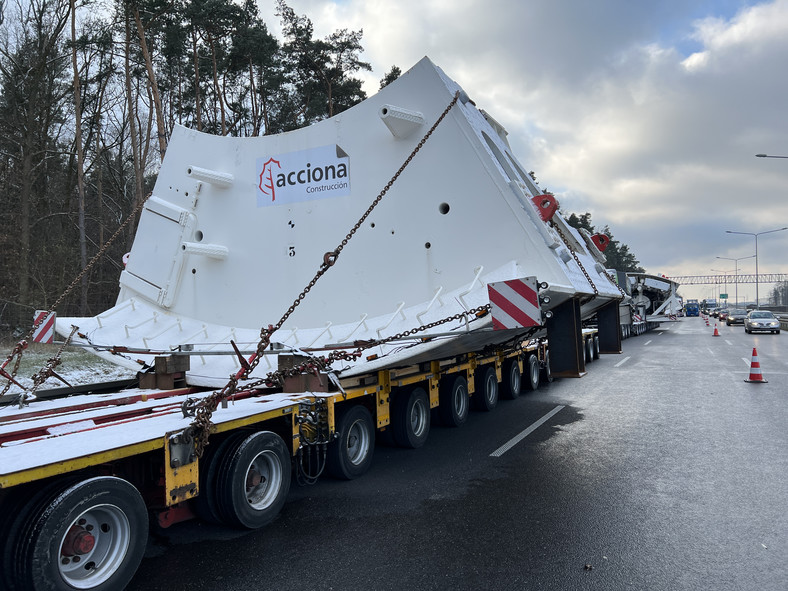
550,221,626,302
186,91,463,457
0,194,151,397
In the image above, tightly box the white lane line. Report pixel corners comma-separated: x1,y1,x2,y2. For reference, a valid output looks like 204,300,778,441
615,356,631,367
490,405,565,458
707,348,715,355
742,358,751,366
644,340,652,346
725,340,733,346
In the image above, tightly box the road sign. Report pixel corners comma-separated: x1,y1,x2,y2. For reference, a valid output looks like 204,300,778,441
720,294,728,299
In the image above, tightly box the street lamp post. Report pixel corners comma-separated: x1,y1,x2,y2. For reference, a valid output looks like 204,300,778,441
716,255,756,307
725,228,788,308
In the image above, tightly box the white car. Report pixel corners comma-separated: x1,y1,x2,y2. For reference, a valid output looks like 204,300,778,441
744,310,781,334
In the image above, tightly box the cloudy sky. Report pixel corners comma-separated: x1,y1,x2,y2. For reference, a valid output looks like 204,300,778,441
259,0,788,302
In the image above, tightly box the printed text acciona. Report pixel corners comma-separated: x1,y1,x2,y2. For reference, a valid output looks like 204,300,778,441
276,162,348,187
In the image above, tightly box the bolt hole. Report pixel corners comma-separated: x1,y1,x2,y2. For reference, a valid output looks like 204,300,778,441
370,222,376,228
439,203,450,215
192,269,197,274
425,242,431,249
194,230,203,242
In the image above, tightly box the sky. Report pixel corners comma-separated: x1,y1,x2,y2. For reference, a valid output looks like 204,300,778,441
257,0,788,303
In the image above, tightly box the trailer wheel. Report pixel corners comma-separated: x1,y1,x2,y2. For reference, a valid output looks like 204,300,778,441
526,354,540,391
584,338,594,363
216,431,291,529
438,375,470,427
393,387,430,448
194,431,248,524
500,358,521,399
593,335,600,359
541,351,554,383
327,405,375,479
473,366,499,412
19,477,148,591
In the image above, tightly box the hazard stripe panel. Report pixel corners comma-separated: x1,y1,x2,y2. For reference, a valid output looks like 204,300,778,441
32,310,55,344
488,278,542,330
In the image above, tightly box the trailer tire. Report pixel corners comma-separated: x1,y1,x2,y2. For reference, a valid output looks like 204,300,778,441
439,375,470,427
393,387,430,448
585,338,594,363
194,431,248,524
19,477,148,591
500,358,521,399
473,366,499,412
215,431,291,529
526,354,540,391
327,405,375,479
593,335,600,359
541,351,554,383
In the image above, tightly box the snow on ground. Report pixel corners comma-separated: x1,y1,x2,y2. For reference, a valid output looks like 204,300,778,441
0,342,136,396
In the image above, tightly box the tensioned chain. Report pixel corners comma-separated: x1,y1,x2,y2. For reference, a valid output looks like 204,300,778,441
551,222,626,301
551,221,598,297
187,91,463,457
0,194,151,397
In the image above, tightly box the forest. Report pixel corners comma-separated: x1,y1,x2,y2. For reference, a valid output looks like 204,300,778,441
0,0,650,337
0,0,398,333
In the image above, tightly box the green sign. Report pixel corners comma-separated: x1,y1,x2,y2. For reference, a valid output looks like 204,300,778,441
720,294,728,299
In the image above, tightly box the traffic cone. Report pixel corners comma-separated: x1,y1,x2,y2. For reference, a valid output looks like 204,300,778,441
745,348,768,383
712,324,720,336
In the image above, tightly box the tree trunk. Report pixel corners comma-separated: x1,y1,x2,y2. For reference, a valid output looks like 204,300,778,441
132,5,167,160
70,0,88,314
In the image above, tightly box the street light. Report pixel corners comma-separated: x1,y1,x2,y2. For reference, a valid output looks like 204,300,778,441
755,154,788,158
716,255,756,307
725,228,788,308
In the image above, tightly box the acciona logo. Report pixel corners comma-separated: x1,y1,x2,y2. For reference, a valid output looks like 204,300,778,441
256,145,351,207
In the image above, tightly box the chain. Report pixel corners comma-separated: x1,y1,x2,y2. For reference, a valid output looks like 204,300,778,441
186,91,462,457
0,193,151,395
551,221,598,298
18,326,80,408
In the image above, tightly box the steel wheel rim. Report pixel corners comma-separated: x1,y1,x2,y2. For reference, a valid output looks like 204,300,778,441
245,450,283,510
530,358,539,386
409,398,428,437
510,365,521,393
484,372,497,404
346,418,371,466
58,504,131,589
453,383,468,416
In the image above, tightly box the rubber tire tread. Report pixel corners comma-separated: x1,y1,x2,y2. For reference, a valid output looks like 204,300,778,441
526,354,540,391
473,366,498,412
500,358,521,399
393,387,431,448
22,476,148,591
438,375,469,427
193,431,249,524
215,431,291,529
327,405,375,480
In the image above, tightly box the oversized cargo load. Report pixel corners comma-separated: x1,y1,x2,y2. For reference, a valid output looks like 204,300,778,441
55,57,621,386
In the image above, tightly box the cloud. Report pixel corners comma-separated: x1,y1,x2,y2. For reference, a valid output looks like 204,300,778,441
258,0,788,301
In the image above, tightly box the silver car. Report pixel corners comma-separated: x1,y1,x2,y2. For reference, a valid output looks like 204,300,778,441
744,310,781,334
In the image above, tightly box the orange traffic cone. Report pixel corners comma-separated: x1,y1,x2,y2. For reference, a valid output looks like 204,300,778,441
745,348,768,383
712,324,720,336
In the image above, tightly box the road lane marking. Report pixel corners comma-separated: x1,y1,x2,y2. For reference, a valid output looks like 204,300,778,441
614,356,631,367
725,340,733,346
742,358,751,366
644,340,652,346
490,405,565,457
707,348,715,355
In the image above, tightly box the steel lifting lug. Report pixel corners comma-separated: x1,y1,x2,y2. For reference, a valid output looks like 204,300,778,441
531,194,559,222
591,233,610,252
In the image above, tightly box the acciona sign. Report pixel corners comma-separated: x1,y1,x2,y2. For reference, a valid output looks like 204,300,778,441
256,144,351,207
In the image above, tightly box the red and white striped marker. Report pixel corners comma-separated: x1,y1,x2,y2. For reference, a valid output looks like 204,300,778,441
744,347,768,383
488,277,542,330
32,310,56,344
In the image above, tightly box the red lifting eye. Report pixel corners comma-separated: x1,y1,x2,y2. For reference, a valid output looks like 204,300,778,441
530,194,558,222
591,234,610,252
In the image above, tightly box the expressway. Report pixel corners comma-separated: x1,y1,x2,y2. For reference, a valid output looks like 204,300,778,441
128,317,788,591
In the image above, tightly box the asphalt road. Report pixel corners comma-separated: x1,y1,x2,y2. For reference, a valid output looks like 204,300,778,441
128,317,788,591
